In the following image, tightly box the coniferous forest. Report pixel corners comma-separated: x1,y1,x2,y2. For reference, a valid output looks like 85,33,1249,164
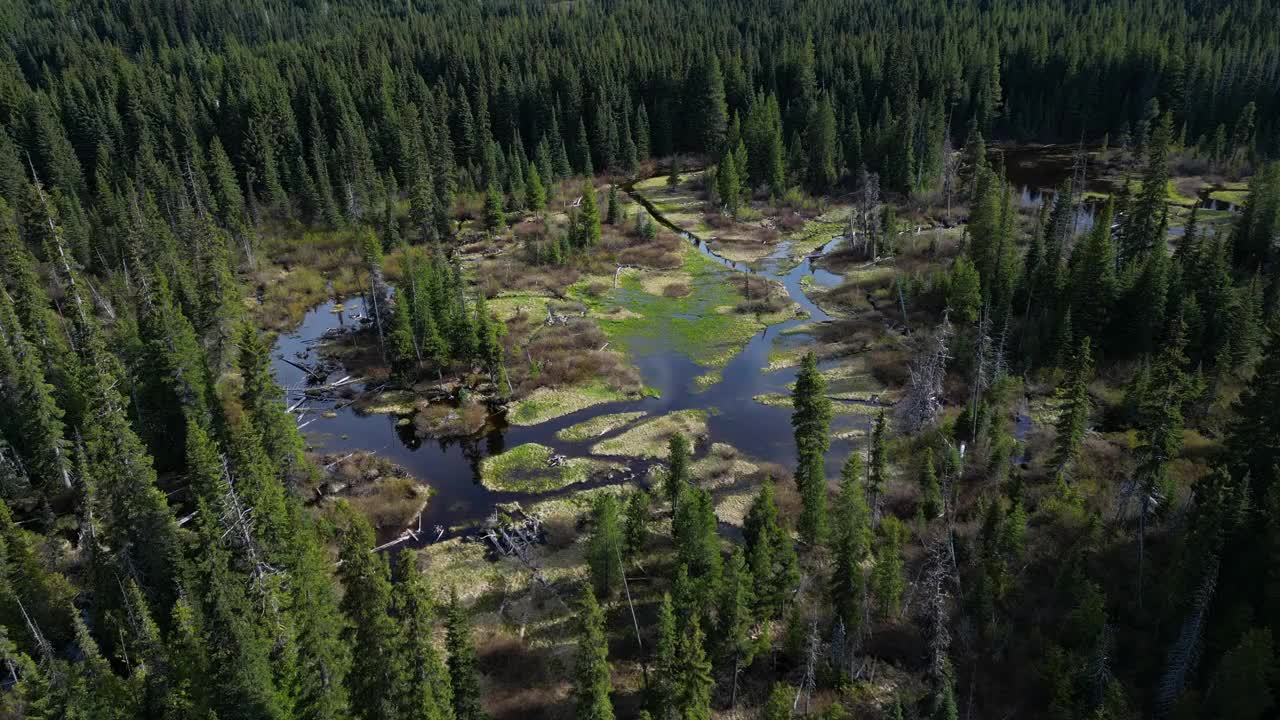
2,0,1280,718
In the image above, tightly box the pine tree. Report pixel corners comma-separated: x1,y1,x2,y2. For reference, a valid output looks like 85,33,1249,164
1069,200,1116,346
587,493,624,599
525,163,546,214
335,503,405,720
831,452,871,637
672,486,722,614
647,593,678,717
573,587,615,720
715,149,741,213
664,433,691,507
872,516,906,620
635,103,651,161
744,478,799,619
806,94,838,192
0,285,70,498
483,183,505,231
696,53,729,155
672,618,713,720
1052,337,1093,480
623,490,651,557
715,547,755,669
238,322,308,480
446,591,488,720
792,351,832,545
389,296,419,381
1228,327,1280,505
185,421,289,720
763,683,795,720
919,447,943,519
606,184,621,225
576,181,601,247
868,410,890,514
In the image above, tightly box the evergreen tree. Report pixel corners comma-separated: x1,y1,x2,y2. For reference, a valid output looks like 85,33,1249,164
672,618,713,720
648,593,678,717
696,53,729,156
792,352,832,545
872,516,906,620
573,587,615,720
744,478,800,619
237,322,308,480
831,451,871,636
664,433,691,507
393,552,453,720
606,184,621,225
919,447,943,519
1052,337,1093,480
623,490,651,557
868,410,890,514
587,493,624,599
715,546,755,669
806,94,839,192
763,683,795,720
335,503,405,720
446,591,488,720
525,163,546,214
483,183,505,232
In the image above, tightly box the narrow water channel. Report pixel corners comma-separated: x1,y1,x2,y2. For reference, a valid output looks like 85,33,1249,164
272,191,873,534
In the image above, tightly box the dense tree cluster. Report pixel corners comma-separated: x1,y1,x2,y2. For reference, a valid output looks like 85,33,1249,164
2,0,1280,718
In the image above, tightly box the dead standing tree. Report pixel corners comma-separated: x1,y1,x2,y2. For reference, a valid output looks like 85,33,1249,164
897,312,953,435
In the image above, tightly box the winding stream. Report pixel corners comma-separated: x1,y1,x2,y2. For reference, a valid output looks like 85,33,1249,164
272,189,872,534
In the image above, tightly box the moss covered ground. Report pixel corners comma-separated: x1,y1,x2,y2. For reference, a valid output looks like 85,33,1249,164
590,409,710,458
479,442,615,492
554,412,648,442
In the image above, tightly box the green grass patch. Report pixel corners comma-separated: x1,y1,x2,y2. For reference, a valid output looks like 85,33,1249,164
479,443,605,492
591,409,709,458
555,412,648,442
1209,188,1249,206
507,383,636,426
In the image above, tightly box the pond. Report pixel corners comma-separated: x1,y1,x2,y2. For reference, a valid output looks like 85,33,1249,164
271,194,876,536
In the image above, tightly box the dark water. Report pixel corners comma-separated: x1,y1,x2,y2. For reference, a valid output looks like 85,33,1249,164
272,201,872,534
996,145,1241,231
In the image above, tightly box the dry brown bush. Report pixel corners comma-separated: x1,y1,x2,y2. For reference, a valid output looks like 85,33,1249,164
662,282,691,298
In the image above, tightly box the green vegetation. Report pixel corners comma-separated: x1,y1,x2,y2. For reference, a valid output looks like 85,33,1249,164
555,411,648,442
479,442,612,492
591,410,710,458
508,383,641,426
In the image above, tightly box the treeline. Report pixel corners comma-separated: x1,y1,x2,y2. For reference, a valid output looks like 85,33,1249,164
1,0,1280,278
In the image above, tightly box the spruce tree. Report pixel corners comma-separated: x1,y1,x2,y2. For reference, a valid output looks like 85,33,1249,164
622,490,651,557
0,286,70,498
715,546,755,670
1052,337,1093,480
792,351,832,545
525,163,546,214
743,478,800,619
576,181,601,247
647,593,678,717
606,184,621,225
237,322,308,481
872,516,906,620
672,618,713,720
483,183,505,231
573,587,615,720
587,493,624,599
446,591,488,720
335,503,405,720
831,452,871,637
919,447,943,519
664,433,691,507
